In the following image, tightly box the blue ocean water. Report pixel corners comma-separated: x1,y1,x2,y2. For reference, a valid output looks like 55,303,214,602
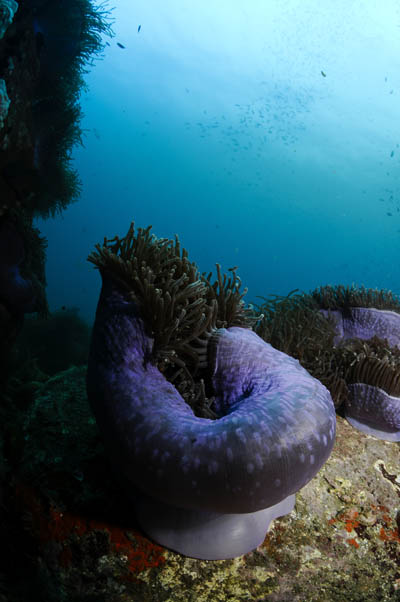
36,0,400,325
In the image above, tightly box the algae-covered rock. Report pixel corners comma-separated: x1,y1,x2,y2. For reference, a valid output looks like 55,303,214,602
131,416,400,602
0,0,18,40
20,366,113,513
0,79,10,127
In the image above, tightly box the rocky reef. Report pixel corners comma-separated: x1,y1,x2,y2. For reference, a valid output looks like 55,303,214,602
1,365,398,601
0,0,111,382
0,2,399,599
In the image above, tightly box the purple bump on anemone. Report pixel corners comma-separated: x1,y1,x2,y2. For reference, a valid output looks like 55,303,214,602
320,306,400,441
0,219,36,314
320,307,400,348
87,277,336,560
346,384,400,442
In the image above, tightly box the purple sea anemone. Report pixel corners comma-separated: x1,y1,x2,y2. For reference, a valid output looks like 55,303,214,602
321,305,400,442
313,284,400,441
87,225,336,559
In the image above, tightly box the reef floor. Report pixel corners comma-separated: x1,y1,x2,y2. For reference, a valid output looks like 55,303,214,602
1,366,399,601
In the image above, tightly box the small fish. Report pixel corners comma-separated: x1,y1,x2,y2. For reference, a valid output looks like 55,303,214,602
391,150,395,157
387,212,393,216
138,24,141,33
321,70,326,77
106,41,110,46
117,42,125,49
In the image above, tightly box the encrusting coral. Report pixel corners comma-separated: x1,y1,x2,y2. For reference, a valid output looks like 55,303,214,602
87,222,335,559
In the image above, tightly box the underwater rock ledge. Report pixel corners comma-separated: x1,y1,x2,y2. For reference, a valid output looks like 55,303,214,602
6,366,400,601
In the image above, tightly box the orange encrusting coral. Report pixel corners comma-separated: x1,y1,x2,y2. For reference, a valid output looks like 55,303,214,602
347,538,360,548
345,518,360,532
379,526,400,542
15,482,166,574
328,504,400,548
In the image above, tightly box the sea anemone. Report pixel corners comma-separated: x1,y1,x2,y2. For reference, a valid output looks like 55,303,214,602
313,285,400,441
86,224,336,559
256,286,400,442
